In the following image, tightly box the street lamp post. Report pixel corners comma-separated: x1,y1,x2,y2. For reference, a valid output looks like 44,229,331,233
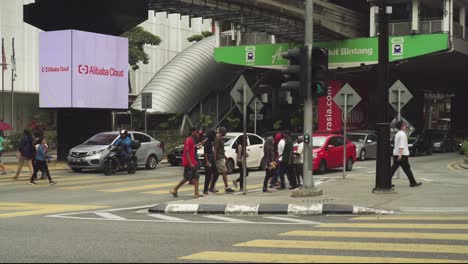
373,0,393,192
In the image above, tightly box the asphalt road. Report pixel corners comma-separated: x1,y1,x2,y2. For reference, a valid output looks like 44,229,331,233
0,152,467,262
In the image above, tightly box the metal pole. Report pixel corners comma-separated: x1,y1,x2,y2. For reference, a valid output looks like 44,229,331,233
396,88,401,179
112,112,115,130
303,0,315,189
343,94,348,179
374,0,392,192
144,109,147,134
243,84,247,195
1,38,4,121
254,100,257,135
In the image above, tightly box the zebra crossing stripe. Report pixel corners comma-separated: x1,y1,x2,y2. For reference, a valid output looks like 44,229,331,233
180,251,464,263
279,230,468,240
94,212,126,220
263,216,321,224
99,183,174,192
317,223,468,229
147,214,188,222
233,239,468,254
203,215,252,223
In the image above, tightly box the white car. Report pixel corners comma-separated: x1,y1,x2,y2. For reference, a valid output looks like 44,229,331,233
197,132,265,174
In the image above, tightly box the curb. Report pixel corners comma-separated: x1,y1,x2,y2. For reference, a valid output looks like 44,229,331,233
148,204,393,216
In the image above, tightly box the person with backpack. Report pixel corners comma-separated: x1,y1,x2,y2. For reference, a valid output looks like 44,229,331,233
13,130,35,181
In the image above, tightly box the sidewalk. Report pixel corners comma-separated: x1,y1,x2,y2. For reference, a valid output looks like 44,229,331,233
150,162,468,216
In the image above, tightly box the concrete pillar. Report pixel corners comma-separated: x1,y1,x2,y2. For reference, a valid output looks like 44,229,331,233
270,35,276,44
412,0,419,33
214,21,220,47
370,5,377,37
460,7,466,39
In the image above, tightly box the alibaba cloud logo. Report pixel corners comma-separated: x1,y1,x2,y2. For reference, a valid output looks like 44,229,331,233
78,64,88,74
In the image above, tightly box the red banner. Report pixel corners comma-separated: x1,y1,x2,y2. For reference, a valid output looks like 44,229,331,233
318,80,342,132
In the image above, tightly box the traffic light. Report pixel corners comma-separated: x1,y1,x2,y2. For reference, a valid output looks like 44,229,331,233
312,48,329,97
304,133,311,144
281,47,307,96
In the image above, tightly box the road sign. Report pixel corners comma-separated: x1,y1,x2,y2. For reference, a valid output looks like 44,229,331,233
389,80,413,111
333,83,362,114
230,75,254,114
141,93,152,109
249,114,263,120
391,116,416,137
250,98,263,113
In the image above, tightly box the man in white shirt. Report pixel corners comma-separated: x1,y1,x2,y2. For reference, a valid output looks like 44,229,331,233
391,121,422,187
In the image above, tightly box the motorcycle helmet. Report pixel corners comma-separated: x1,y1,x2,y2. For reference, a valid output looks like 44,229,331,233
119,129,128,136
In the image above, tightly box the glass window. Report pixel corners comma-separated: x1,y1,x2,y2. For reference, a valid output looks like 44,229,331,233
133,133,151,143
347,134,366,142
249,135,263,145
83,133,117,145
335,137,344,147
368,134,377,142
313,136,327,149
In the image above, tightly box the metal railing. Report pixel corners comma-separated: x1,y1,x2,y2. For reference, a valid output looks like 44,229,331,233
377,19,466,40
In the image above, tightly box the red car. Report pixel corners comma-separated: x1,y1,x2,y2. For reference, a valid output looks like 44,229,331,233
312,132,357,174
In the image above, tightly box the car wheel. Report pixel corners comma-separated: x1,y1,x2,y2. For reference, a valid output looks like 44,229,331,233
427,147,433,155
226,159,235,174
71,168,82,173
317,160,327,174
359,150,366,161
345,157,353,171
145,155,158,170
442,144,446,153
169,161,178,166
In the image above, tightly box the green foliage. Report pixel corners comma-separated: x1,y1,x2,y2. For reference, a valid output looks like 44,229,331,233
462,140,468,157
121,26,162,70
159,114,182,129
198,114,214,128
273,120,283,130
157,133,185,153
3,133,22,151
290,117,302,132
226,116,241,131
201,31,214,37
187,34,204,42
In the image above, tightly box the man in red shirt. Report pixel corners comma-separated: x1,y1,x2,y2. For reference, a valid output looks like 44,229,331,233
170,127,204,198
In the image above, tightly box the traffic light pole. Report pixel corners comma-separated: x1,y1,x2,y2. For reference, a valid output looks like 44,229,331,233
292,0,322,197
373,0,393,193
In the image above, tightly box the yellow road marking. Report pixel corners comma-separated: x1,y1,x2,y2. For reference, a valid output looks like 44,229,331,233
144,185,200,195
353,215,468,221
0,176,98,186
280,230,468,240
448,162,457,171
57,177,147,190
0,202,108,218
61,179,160,190
180,251,465,263
317,223,468,229
235,239,468,254
99,182,178,192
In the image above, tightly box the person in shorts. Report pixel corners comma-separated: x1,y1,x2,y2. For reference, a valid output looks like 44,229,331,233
213,127,235,193
170,127,204,198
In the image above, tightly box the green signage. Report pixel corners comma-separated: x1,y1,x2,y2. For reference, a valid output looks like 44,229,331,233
214,33,449,69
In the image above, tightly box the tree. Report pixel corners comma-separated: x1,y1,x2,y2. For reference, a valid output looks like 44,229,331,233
121,26,162,70
187,31,214,42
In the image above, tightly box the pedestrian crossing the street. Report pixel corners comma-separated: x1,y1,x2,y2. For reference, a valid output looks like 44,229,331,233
180,215,468,263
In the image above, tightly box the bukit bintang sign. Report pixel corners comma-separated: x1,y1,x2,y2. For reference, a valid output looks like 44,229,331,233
214,33,448,69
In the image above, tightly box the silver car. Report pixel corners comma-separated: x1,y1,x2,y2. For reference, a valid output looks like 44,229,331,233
67,131,164,172
347,131,378,161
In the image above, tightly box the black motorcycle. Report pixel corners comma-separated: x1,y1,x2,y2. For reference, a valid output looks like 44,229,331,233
103,140,140,175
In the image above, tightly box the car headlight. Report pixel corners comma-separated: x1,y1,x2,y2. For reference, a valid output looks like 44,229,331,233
87,149,105,156
313,153,317,159
434,143,441,147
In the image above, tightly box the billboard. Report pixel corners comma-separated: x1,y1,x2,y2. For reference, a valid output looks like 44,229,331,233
40,30,128,109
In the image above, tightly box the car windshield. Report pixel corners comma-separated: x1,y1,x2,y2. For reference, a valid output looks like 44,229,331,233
313,136,327,149
224,136,236,146
83,133,117,145
347,134,366,142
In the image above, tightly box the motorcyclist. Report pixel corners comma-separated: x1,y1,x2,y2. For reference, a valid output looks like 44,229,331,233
113,129,132,165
